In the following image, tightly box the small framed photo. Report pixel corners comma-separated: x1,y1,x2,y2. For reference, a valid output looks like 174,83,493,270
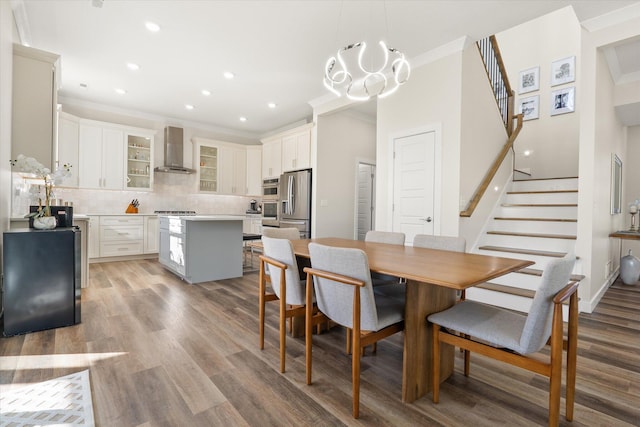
518,66,539,94
519,95,539,121
550,87,575,116
551,56,575,86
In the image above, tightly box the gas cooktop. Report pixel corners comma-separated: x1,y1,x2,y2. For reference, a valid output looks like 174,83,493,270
154,210,197,215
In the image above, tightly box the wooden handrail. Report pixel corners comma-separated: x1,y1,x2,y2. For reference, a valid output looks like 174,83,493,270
489,35,512,95
460,114,523,218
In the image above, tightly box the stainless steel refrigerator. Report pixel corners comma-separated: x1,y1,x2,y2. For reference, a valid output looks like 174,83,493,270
280,169,311,238
2,227,81,336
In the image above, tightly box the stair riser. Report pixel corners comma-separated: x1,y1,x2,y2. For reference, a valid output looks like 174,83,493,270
483,234,576,252
498,205,577,219
505,193,578,204
466,288,570,320
511,178,578,192
490,272,543,291
476,249,564,270
491,220,577,235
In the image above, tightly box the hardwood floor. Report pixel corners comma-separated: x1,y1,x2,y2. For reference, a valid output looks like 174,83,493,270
1,259,639,426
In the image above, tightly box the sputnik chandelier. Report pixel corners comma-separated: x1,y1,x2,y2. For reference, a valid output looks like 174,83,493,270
323,40,410,101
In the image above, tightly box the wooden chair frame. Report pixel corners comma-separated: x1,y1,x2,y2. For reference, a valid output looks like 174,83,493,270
304,266,404,419
431,281,579,426
258,254,306,373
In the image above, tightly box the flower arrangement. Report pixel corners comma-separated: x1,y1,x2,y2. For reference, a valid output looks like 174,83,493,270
10,154,72,218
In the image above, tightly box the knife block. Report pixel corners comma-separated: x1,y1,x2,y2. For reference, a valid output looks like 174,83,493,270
125,204,138,214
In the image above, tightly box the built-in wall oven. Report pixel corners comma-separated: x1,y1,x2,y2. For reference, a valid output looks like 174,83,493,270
262,178,280,227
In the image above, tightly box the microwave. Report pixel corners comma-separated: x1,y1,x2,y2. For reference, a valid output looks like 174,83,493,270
262,178,279,200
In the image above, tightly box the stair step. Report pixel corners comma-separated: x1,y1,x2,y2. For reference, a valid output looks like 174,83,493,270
513,176,579,182
507,190,577,195
518,267,585,281
502,203,578,207
478,245,567,258
487,231,576,240
475,282,535,299
494,217,577,222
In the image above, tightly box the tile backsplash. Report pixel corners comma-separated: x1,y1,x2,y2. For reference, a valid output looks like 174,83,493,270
11,171,257,217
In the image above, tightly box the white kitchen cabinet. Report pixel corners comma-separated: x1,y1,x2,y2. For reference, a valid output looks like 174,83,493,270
12,44,59,170
246,146,262,196
197,144,218,192
126,133,154,190
78,124,124,190
244,214,262,234
57,113,79,187
88,215,100,259
99,216,144,257
144,215,159,253
219,145,247,195
282,127,311,172
261,138,282,179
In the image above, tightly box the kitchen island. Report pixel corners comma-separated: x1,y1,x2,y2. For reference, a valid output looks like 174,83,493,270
158,215,244,284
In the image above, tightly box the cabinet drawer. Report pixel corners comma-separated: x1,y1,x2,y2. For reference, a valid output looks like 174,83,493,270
101,216,144,226
100,226,144,241
100,241,144,257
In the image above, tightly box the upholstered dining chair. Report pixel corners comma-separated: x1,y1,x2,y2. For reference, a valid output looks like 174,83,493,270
428,255,578,426
258,236,307,373
262,227,300,240
304,243,405,418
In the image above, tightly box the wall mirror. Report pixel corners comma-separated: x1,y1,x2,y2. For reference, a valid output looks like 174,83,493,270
611,153,622,214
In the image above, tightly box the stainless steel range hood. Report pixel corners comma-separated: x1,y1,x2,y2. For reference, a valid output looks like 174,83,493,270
154,126,196,174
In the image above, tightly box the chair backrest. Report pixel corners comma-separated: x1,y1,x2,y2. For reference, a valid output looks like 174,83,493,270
261,236,305,305
413,234,466,252
519,255,576,354
365,230,405,246
262,227,300,240
308,243,379,331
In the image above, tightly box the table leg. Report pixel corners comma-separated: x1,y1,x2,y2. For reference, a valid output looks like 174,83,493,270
402,279,456,403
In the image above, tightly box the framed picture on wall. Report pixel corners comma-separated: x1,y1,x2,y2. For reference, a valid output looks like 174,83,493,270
518,66,539,94
611,153,622,214
551,56,575,86
550,87,575,116
518,95,539,120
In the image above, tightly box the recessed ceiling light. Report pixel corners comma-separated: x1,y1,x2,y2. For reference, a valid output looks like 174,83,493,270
185,104,195,110
145,21,160,32
127,63,140,71
201,89,211,96
239,116,247,122
223,71,235,80
268,102,277,109
523,150,531,156
115,88,127,95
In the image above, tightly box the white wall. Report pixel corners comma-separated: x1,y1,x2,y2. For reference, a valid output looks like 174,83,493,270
376,51,464,237
314,111,376,238
577,10,640,312
497,6,582,179
1,1,14,245
623,125,640,257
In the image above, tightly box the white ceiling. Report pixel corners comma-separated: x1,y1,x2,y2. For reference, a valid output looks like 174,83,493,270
13,0,640,143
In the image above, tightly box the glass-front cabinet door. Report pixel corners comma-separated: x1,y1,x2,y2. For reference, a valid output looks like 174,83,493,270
199,145,218,192
126,134,153,190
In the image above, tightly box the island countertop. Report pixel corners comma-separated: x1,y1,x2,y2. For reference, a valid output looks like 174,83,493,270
160,215,246,221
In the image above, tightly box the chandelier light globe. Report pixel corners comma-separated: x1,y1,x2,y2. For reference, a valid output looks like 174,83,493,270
323,40,411,101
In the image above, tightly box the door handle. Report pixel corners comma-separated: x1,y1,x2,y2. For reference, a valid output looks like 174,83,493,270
421,217,432,222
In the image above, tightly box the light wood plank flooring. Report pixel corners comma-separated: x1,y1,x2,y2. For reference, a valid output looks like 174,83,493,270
1,259,638,426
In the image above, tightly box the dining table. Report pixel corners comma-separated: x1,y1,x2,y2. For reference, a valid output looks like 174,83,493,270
287,237,534,403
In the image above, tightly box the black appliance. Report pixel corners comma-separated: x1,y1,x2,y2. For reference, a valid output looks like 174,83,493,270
2,227,81,336
28,205,73,228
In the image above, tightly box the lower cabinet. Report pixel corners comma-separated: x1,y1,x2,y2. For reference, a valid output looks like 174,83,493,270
88,215,158,261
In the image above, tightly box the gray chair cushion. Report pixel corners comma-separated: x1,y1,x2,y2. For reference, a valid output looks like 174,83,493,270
428,254,576,355
262,236,306,306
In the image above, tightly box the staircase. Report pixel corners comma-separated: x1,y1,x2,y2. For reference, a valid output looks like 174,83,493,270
466,177,584,314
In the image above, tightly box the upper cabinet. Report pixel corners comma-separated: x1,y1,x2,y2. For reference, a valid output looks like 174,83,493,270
58,112,79,187
282,126,311,172
261,123,313,178
246,146,262,196
126,133,154,190
12,44,60,170
197,143,219,192
219,145,247,195
75,117,155,191
261,139,282,179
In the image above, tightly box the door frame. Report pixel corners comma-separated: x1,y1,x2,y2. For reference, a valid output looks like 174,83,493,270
353,158,376,240
387,123,442,238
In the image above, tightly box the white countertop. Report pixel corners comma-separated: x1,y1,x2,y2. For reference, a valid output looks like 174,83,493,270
161,215,246,221
11,214,89,222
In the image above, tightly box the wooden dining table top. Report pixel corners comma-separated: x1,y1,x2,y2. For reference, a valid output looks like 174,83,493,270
289,237,534,290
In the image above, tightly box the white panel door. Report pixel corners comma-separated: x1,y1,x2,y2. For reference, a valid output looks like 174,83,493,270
356,163,375,240
392,131,436,245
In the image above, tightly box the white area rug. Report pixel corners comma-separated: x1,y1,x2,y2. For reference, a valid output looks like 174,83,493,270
0,369,95,426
